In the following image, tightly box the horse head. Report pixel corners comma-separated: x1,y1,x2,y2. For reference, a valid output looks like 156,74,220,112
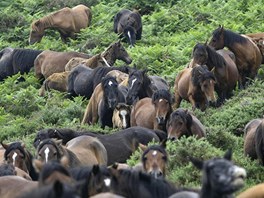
190,150,246,197
123,25,136,47
140,140,168,179
101,76,119,109
152,89,173,126
192,43,208,65
112,103,131,129
29,19,45,45
209,25,225,50
166,109,193,141
108,40,132,64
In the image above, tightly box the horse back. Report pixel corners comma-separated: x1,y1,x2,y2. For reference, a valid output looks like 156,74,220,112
130,97,155,129
190,115,206,138
71,5,92,29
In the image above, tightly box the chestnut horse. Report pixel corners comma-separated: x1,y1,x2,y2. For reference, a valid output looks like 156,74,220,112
29,4,92,44
130,89,173,131
237,183,264,198
174,65,216,111
190,43,239,104
243,118,263,161
166,108,206,141
209,26,262,88
37,136,107,168
114,9,142,47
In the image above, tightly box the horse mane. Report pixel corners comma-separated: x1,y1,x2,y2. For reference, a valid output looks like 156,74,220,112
142,145,168,163
152,89,172,104
205,45,226,68
214,28,248,45
255,120,264,165
191,65,215,86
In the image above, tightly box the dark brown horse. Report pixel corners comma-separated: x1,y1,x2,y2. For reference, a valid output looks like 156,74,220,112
29,4,92,44
166,108,206,141
174,65,216,111
209,26,262,88
1,141,38,181
130,89,173,131
114,9,142,47
37,136,107,168
190,43,239,104
243,118,263,161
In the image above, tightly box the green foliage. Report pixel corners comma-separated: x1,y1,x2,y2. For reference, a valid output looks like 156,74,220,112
0,0,264,192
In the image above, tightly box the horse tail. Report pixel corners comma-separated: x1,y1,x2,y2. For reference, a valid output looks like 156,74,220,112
67,69,79,98
85,7,92,27
255,120,264,165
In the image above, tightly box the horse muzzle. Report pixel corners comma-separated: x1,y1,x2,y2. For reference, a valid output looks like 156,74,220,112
156,116,166,125
149,170,163,179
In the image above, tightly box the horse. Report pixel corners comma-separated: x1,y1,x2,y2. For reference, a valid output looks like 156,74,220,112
1,141,38,180
183,150,247,198
209,25,262,88
243,118,263,161
29,4,92,44
34,50,91,82
190,43,239,105
65,40,132,71
70,165,112,196
36,136,107,168
112,103,131,129
254,119,264,165
33,126,165,166
0,176,38,198
126,69,154,105
114,9,142,47
106,70,129,84
149,75,171,92
67,65,131,99
245,32,264,64
39,71,70,96
81,76,126,128
0,47,42,81
130,89,173,131
174,64,217,111
108,168,183,198
237,183,264,198
0,162,32,180
166,108,206,141
139,140,168,179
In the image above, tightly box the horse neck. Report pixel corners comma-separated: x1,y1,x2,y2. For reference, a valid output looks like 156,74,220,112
101,48,116,66
200,179,233,198
206,46,225,70
40,14,54,29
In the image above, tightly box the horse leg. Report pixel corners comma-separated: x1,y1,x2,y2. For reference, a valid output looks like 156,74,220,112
136,26,142,40
173,91,182,110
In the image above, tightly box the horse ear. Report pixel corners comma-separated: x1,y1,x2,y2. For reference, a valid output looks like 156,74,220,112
21,142,25,148
139,143,147,152
1,142,9,150
54,180,63,197
34,19,41,27
160,139,167,149
189,156,204,170
223,149,232,160
185,109,193,126
33,159,44,173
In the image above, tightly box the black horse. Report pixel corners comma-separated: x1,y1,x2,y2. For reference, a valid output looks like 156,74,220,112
33,126,166,165
114,9,142,47
98,76,126,128
126,69,153,105
0,47,42,81
67,65,131,99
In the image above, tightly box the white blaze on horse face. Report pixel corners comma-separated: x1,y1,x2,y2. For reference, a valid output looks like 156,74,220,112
108,81,113,86
44,147,50,163
104,178,111,187
120,110,128,128
152,150,157,156
128,31,131,41
159,99,163,103
12,152,18,166
131,78,137,88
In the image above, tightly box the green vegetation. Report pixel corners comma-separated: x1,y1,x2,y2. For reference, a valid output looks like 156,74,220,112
0,0,264,194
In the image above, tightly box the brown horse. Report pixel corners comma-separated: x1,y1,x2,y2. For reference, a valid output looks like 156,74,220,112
37,136,107,168
39,71,70,96
174,65,216,111
237,183,264,198
34,50,90,82
65,41,132,71
246,32,264,64
106,70,129,84
166,108,206,141
243,118,263,161
1,141,38,181
130,89,173,131
112,103,131,129
139,140,168,179
29,4,92,44
209,26,262,88
190,43,239,105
